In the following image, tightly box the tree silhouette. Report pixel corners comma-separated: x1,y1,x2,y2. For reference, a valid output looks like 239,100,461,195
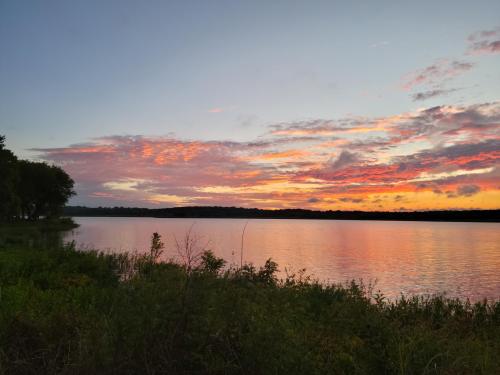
0,136,75,220
18,160,75,219
0,136,20,219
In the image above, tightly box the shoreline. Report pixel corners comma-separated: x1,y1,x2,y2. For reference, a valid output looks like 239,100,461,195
64,206,500,223
69,215,500,223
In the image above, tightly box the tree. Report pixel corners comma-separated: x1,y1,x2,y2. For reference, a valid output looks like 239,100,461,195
0,136,20,219
17,160,75,220
0,136,75,220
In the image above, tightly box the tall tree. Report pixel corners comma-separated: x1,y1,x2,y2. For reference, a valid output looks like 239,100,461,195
0,136,20,219
17,160,75,220
0,136,75,220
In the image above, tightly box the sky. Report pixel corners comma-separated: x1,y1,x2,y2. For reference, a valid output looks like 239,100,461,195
1,0,499,210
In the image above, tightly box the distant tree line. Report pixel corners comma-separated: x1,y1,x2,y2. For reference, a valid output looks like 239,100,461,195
64,205,500,222
0,136,75,221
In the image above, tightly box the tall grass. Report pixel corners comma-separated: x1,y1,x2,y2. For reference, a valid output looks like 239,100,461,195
0,230,498,374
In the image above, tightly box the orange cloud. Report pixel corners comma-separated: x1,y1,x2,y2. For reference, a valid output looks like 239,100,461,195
255,150,311,160
35,102,500,211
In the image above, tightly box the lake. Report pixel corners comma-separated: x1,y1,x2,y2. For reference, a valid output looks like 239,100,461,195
65,217,500,301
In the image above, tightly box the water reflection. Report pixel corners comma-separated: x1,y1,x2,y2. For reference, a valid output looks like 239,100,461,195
65,217,500,301
0,225,68,249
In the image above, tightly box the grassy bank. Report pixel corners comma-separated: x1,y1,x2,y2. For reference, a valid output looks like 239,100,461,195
0,229,499,374
0,218,78,249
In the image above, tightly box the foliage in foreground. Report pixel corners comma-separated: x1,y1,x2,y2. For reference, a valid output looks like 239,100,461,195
0,234,499,374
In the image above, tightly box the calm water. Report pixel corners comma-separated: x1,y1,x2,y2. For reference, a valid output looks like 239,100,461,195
65,217,500,301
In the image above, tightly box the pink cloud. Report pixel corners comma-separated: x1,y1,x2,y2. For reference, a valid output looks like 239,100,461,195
34,102,500,210
208,107,224,113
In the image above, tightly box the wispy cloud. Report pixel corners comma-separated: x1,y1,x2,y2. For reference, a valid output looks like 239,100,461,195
411,88,460,101
466,27,500,55
208,107,224,113
401,59,474,90
370,40,389,48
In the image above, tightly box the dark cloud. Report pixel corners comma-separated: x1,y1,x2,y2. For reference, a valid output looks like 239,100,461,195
412,88,460,101
447,184,481,198
467,27,500,55
457,184,481,196
416,139,499,165
339,197,364,203
269,119,353,136
328,150,359,171
402,59,474,90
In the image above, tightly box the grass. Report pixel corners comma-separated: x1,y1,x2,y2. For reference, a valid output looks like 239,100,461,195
0,224,499,374
0,218,77,249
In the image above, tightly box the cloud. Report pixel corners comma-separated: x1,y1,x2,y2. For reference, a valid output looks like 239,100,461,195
338,197,364,203
327,151,359,171
370,40,389,48
256,149,310,161
268,102,500,146
268,117,396,137
467,27,500,55
269,120,347,136
34,102,500,210
411,88,460,101
401,59,474,90
457,184,481,196
208,108,224,113
238,114,258,127
447,184,481,198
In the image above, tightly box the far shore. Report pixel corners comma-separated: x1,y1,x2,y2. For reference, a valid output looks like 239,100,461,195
64,206,500,223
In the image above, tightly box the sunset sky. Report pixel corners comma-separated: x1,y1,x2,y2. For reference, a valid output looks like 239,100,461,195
1,1,499,210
